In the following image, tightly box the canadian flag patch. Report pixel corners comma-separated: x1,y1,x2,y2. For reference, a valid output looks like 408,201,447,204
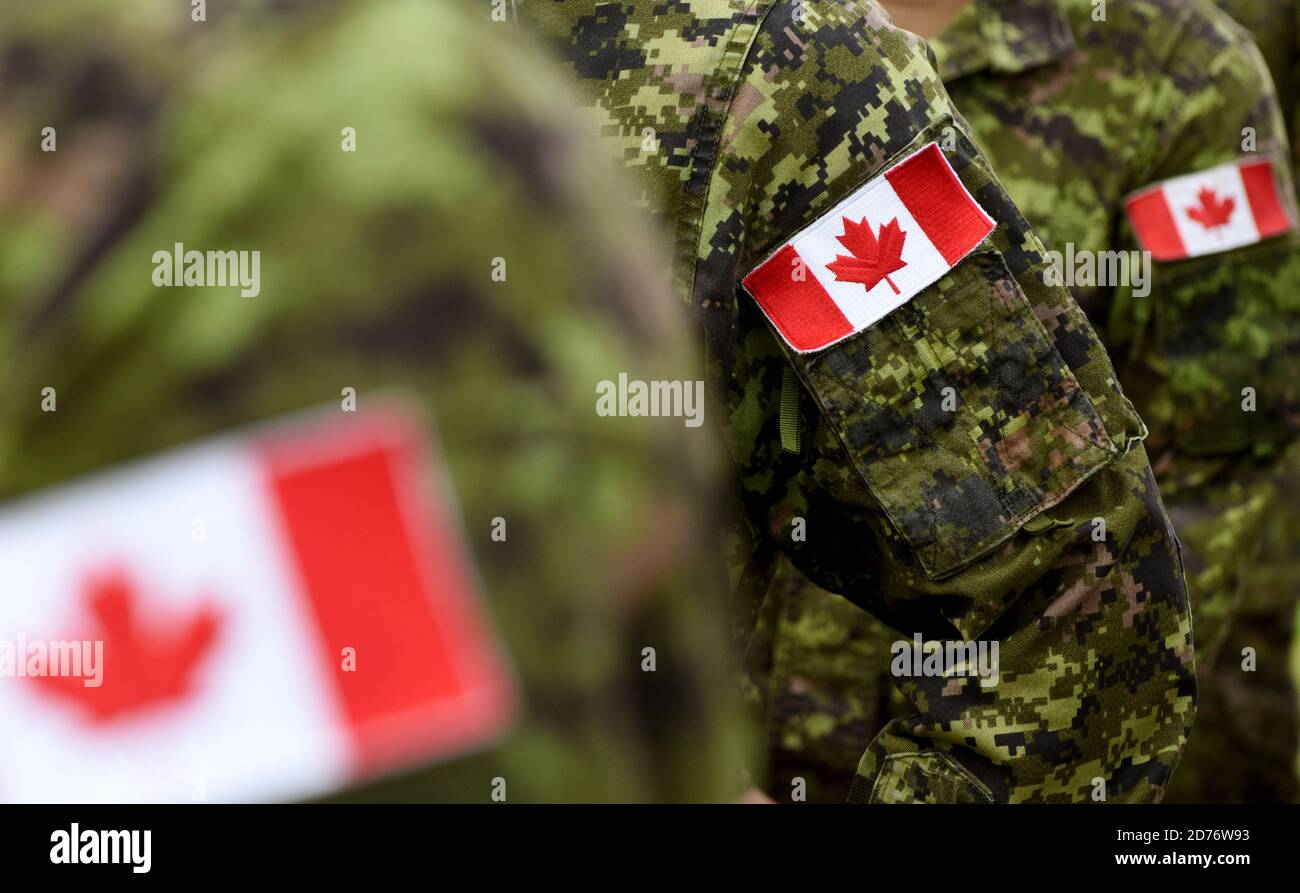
1124,158,1295,261
742,142,995,353
0,405,516,802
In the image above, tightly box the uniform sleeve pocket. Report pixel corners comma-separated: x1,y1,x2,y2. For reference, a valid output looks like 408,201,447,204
851,752,994,804
794,248,1118,580
1143,238,1300,454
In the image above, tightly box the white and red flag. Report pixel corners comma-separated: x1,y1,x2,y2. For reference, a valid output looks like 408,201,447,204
1124,157,1295,261
742,142,995,352
0,405,516,803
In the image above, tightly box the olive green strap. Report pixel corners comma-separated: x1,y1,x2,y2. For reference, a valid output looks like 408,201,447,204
1023,513,1074,534
780,364,802,454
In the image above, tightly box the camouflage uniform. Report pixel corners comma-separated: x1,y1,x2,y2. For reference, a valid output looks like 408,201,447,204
1200,0,1300,802
1211,0,1299,165
763,0,1300,803
0,0,750,802
521,1,1194,802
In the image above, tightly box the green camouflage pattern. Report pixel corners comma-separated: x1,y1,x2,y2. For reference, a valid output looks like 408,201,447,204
932,0,1300,458
1210,0,1299,174
522,0,1194,802
752,557,904,803
0,0,750,802
763,0,1300,803
1191,0,1300,802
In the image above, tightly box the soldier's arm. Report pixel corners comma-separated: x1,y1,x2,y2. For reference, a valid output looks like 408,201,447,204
1102,8,1300,675
1105,7,1300,461
0,0,749,803
702,1,1194,802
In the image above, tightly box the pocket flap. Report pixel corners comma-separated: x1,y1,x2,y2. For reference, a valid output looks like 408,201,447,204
792,249,1118,578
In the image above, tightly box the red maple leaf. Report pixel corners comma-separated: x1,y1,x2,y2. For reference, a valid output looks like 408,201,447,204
825,215,908,294
32,568,224,724
1186,186,1235,231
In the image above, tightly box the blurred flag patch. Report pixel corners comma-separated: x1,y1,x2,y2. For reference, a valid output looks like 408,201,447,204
0,405,516,802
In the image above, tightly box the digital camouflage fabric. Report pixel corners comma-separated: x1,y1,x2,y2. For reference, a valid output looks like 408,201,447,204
521,0,1194,802
750,554,907,801
762,0,1300,803
1198,0,1300,803
0,0,750,802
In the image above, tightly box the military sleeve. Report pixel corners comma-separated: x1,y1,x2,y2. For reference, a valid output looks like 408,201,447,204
1107,10,1300,457
695,1,1194,802
0,0,749,802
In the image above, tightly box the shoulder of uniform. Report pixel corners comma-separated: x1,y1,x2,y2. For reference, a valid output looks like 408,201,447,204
1061,0,1260,67
751,0,923,53
722,0,950,173
738,0,938,106
1057,0,1276,134
1180,0,1264,47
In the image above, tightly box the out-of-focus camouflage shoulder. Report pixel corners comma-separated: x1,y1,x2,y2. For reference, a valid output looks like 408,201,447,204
0,0,687,416
0,0,708,505
1069,0,1253,50
1207,0,1300,172
1058,0,1289,180
0,0,748,803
